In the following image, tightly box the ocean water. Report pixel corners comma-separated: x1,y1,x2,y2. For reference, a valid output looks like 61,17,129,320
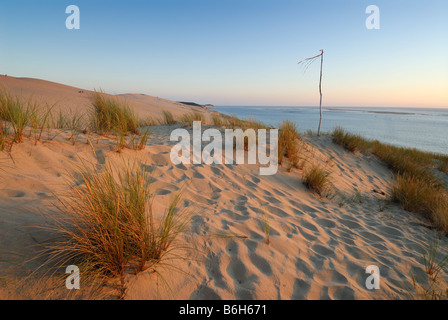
214,106,448,155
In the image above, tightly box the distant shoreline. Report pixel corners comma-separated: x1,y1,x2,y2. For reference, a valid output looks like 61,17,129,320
215,106,448,114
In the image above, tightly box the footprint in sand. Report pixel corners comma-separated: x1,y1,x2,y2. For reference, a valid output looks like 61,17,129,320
309,254,325,270
156,189,172,195
315,218,336,228
291,278,311,299
264,196,281,205
359,231,385,243
206,252,228,289
264,205,289,218
246,180,257,188
251,176,261,184
273,189,287,197
190,283,221,300
226,241,239,256
244,240,273,276
338,218,362,230
314,269,348,285
193,171,205,179
312,244,335,258
221,209,250,222
221,219,233,230
295,257,314,278
302,220,320,233
225,241,258,299
377,225,404,238
298,227,318,242
297,204,319,214
328,286,355,300
174,163,187,170
210,166,223,176
1,190,26,198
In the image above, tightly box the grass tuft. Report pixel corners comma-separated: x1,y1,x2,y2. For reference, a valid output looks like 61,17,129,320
43,160,191,298
90,90,138,135
278,120,301,169
161,110,176,125
332,126,448,234
391,173,448,231
303,164,332,196
179,111,205,127
0,89,36,143
332,126,371,153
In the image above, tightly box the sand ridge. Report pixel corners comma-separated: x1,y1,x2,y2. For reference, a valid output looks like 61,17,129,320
0,76,447,300
1,126,447,300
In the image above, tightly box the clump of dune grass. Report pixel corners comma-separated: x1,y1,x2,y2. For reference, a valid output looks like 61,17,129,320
303,164,332,196
192,111,206,125
160,110,176,125
225,115,244,129
89,91,152,151
179,111,205,127
219,115,270,152
43,160,191,298
211,114,225,127
305,129,317,136
436,155,448,175
0,89,36,143
411,275,448,300
332,127,448,234
240,117,269,130
138,116,156,127
221,115,268,131
90,90,138,135
409,234,448,300
278,120,301,169
422,235,448,282
0,121,9,151
121,127,150,152
29,105,54,145
391,173,448,231
332,126,372,153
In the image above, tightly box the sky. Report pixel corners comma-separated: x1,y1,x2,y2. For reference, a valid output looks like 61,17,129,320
0,0,447,107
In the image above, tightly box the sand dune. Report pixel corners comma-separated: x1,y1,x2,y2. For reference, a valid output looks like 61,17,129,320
1,125,447,300
0,76,209,119
0,77,447,300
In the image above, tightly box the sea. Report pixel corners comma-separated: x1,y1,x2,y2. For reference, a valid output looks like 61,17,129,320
214,106,448,155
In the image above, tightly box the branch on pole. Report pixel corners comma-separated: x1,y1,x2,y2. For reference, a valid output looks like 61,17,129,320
297,50,324,136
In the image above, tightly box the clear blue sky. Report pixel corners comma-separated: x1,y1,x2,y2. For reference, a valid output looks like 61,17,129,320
1,0,447,107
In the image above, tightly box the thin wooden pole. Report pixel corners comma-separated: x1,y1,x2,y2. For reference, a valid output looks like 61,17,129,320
317,50,324,136
297,50,325,135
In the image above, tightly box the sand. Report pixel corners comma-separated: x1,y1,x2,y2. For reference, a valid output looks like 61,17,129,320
0,76,210,120
1,77,447,300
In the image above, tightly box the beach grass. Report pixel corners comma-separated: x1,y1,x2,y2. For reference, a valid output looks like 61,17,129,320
0,121,8,151
392,173,448,232
44,160,191,298
179,111,206,127
332,126,371,153
211,114,225,127
410,234,448,300
0,89,36,143
331,127,448,234
303,163,332,196
278,120,301,169
161,110,176,125
90,90,138,135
